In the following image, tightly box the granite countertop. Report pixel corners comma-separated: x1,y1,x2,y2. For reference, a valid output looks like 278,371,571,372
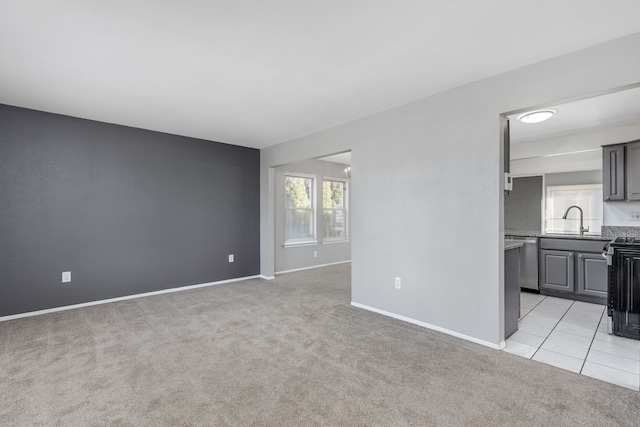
505,230,609,241
505,226,640,242
504,241,524,250
539,233,609,241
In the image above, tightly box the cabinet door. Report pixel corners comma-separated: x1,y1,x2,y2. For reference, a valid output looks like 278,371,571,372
626,141,640,200
540,249,574,292
577,252,607,299
603,144,625,201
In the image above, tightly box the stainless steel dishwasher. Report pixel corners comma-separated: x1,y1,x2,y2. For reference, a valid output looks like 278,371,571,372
505,236,539,291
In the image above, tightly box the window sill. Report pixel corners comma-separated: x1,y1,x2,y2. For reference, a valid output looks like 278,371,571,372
322,238,350,245
284,239,318,248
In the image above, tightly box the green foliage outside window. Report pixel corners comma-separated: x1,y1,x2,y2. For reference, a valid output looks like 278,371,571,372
323,180,346,239
323,181,344,209
285,176,311,208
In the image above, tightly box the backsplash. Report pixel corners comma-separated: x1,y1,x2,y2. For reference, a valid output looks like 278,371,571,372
603,201,640,226
601,226,640,238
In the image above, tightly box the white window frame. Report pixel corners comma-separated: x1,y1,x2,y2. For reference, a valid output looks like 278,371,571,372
322,177,349,243
545,184,603,235
284,173,317,247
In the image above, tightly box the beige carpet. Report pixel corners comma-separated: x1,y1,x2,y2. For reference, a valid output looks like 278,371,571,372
1,263,638,426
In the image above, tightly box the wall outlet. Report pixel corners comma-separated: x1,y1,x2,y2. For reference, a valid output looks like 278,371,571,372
313,251,317,258
228,254,234,263
631,212,640,221
395,277,401,289
62,271,71,283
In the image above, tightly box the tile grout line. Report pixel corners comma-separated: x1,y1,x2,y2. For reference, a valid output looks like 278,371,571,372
518,294,547,322
530,299,575,360
505,294,547,357
516,294,640,390
578,305,606,374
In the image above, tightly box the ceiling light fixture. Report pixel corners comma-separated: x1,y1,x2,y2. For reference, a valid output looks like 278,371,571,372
518,109,556,124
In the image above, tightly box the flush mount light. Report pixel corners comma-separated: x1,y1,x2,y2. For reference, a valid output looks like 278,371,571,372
518,109,556,124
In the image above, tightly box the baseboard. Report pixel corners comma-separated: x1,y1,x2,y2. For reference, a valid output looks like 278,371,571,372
275,260,351,275
0,274,263,322
258,275,275,280
350,302,501,350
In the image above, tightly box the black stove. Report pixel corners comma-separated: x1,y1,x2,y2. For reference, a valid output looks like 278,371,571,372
604,237,640,340
611,236,640,245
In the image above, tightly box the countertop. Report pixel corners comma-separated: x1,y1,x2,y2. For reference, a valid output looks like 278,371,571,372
504,241,524,250
505,230,609,241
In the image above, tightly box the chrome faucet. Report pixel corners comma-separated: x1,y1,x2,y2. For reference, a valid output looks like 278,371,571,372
562,205,589,236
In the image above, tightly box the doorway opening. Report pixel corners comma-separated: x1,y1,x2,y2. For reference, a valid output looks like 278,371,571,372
273,151,352,275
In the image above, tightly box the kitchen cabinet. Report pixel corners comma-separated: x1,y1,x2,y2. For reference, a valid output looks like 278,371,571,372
602,139,640,201
504,246,521,339
539,238,608,304
577,252,608,298
627,140,640,200
540,249,574,292
603,144,625,201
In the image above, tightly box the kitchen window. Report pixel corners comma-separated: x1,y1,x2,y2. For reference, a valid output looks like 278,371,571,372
545,184,603,234
284,174,316,246
322,178,348,242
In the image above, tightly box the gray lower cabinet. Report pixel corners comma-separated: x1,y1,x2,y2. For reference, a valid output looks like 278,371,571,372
539,238,608,304
504,247,521,339
540,249,574,292
577,252,608,298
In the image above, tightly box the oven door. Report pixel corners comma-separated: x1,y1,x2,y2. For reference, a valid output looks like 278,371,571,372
610,248,640,340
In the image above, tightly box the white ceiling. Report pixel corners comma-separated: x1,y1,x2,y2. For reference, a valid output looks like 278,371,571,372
509,85,640,143
2,1,640,149
319,152,351,165
507,85,640,176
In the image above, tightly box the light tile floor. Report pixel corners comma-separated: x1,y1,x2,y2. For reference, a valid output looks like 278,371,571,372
504,292,640,391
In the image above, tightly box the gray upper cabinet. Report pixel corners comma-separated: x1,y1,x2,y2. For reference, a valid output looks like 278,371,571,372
603,139,640,201
627,141,640,200
603,144,625,201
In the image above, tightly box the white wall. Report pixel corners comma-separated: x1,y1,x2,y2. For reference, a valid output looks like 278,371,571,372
274,159,351,273
511,122,640,226
511,122,640,176
604,202,640,225
260,32,640,347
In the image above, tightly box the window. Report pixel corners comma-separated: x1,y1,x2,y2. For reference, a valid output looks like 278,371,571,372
285,174,315,244
545,184,603,234
322,179,348,241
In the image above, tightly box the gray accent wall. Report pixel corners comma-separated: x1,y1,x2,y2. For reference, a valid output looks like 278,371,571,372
505,176,543,232
0,104,259,317
260,33,640,347
274,159,351,272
